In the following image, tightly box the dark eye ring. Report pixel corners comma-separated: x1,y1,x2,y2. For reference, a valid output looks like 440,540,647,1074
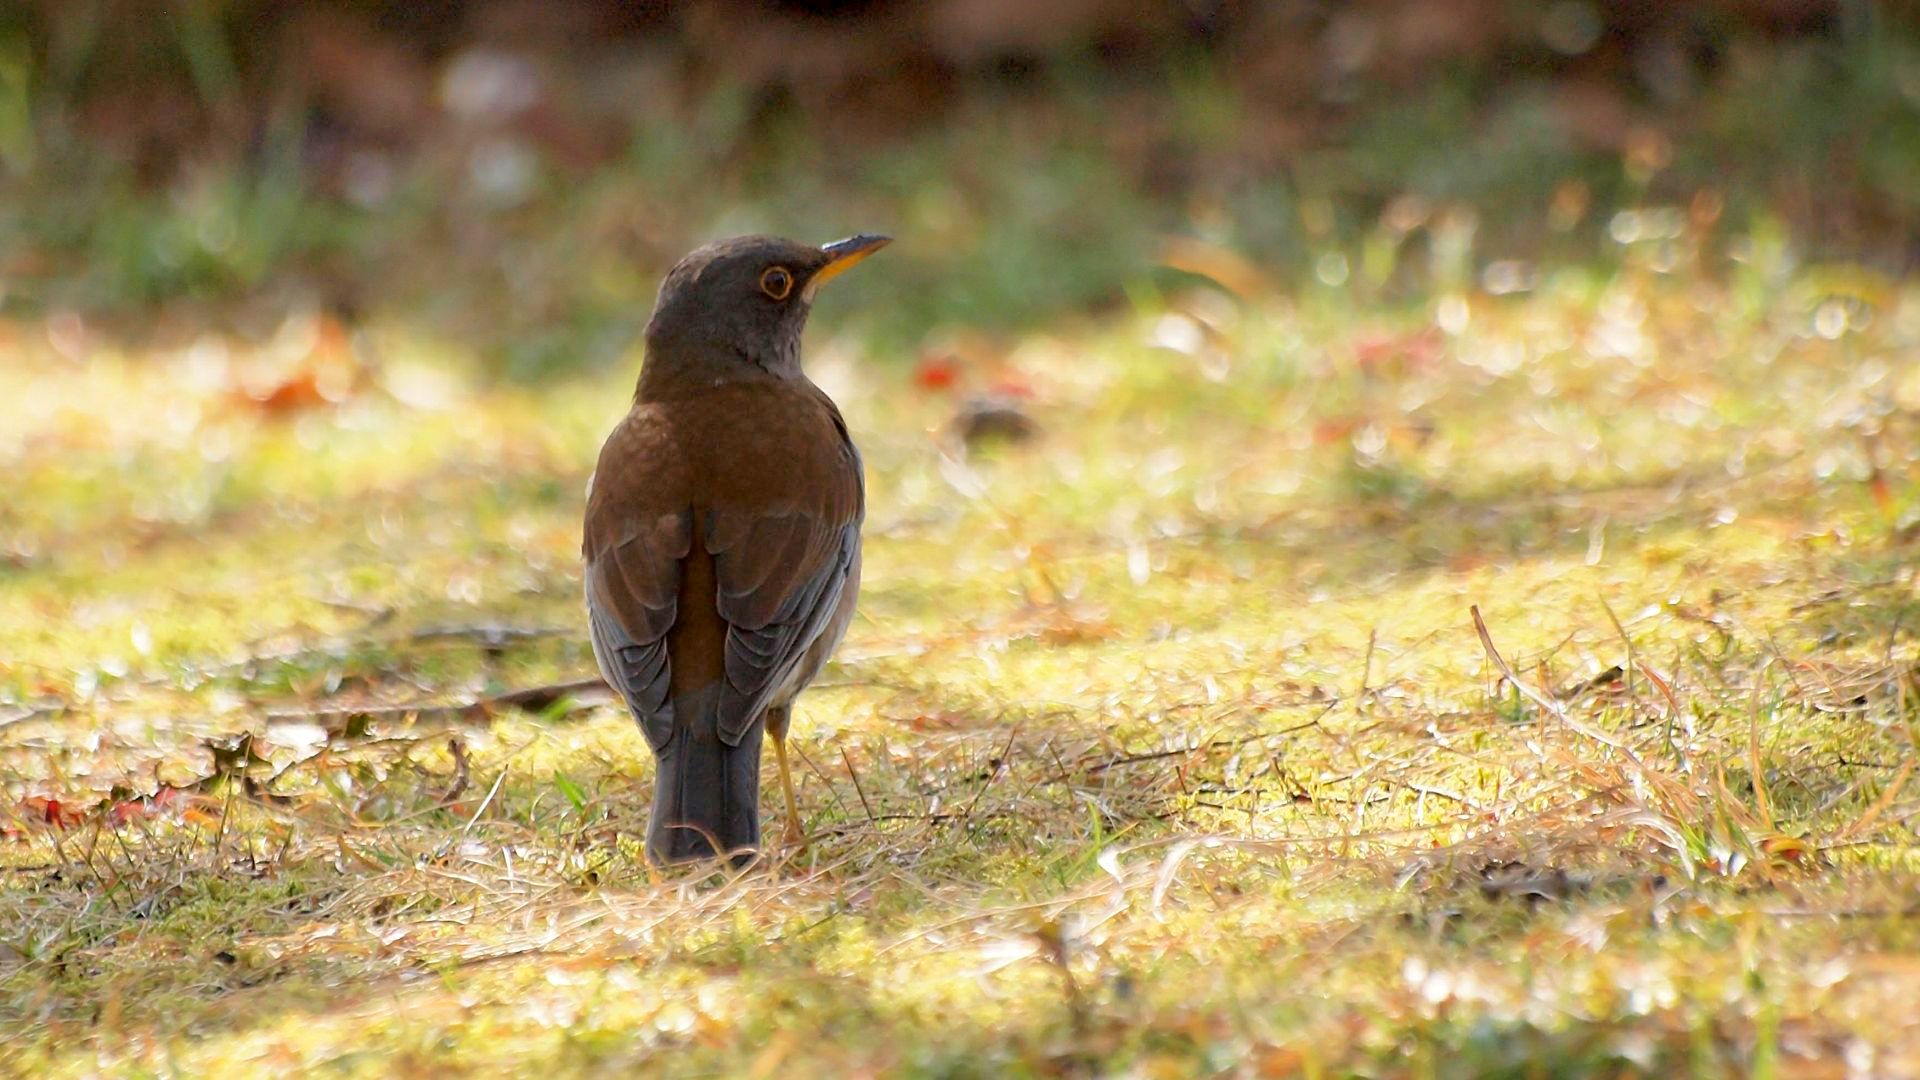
760,266,793,300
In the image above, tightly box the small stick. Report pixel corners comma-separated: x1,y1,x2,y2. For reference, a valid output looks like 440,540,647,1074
213,780,236,865
961,726,1021,837
840,747,876,826
793,742,852,821
1473,605,1644,758
263,676,611,728
1355,627,1377,716
1598,594,1638,703
460,767,511,840
1471,605,1567,721
1747,663,1777,829
440,737,471,806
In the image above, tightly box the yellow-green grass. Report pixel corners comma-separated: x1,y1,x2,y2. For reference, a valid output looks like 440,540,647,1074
2,259,1918,1077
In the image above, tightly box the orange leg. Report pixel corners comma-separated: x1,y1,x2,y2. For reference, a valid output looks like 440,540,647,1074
767,708,804,848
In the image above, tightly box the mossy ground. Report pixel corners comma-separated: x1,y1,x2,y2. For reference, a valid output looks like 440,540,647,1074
3,243,1919,1077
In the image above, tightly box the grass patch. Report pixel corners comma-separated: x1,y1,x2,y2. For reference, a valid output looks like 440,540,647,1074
2,247,1919,1075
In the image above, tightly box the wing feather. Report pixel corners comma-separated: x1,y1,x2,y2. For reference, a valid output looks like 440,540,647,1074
584,506,691,750
708,508,859,746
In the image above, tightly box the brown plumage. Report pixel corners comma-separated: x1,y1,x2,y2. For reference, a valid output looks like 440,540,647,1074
583,234,888,864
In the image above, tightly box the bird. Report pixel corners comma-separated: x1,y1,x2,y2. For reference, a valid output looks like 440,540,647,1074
582,233,888,865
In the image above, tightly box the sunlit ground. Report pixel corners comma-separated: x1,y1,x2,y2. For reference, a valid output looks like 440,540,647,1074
3,235,1920,1076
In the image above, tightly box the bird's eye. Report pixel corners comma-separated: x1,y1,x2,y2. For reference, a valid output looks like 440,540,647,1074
759,266,793,300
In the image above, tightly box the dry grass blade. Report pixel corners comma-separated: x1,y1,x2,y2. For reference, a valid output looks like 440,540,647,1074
1472,605,1642,761
1835,758,1916,844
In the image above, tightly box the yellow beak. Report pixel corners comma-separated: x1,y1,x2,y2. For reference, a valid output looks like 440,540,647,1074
808,234,892,296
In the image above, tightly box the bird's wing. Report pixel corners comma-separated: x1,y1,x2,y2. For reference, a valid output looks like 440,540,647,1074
705,405,864,746
582,412,692,750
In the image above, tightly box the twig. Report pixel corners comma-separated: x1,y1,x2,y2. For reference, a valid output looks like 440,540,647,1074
1637,661,1682,717
1356,627,1377,716
841,747,876,826
263,676,610,728
402,624,573,647
212,780,236,865
1748,663,1777,829
1471,605,1629,752
1598,594,1638,703
1068,712,1331,783
489,677,611,712
1399,781,1483,810
460,767,511,840
1836,758,1916,843
962,725,1021,831
440,737,471,806
792,742,851,821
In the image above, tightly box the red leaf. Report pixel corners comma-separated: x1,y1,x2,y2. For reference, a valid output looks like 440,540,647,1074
18,796,87,828
914,354,962,392
108,785,183,826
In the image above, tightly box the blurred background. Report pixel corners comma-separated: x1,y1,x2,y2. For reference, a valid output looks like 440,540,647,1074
9,5,1920,1073
1,0,1916,374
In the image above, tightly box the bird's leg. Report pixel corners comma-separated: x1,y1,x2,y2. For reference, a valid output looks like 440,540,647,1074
766,707,804,848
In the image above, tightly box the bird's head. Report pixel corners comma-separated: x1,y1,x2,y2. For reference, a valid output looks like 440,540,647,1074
643,234,891,377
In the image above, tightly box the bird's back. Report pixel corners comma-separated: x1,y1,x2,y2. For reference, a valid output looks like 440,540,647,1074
583,375,863,731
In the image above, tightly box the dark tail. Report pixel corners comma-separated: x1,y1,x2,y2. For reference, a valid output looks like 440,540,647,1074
645,684,765,866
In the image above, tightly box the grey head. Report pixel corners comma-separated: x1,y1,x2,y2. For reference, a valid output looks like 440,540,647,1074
643,233,891,377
